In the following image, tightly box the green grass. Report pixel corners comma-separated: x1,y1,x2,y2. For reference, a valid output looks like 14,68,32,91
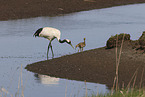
87,89,145,97
102,89,145,97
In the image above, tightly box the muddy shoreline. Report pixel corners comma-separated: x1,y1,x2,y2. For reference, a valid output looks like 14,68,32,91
26,40,145,88
1,0,145,21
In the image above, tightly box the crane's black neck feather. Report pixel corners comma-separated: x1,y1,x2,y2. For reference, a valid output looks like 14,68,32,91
34,28,43,37
59,39,70,44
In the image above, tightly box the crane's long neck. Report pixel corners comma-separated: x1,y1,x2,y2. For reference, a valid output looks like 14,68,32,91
84,39,86,44
57,37,71,45
58,38,74,49
59,39,68,43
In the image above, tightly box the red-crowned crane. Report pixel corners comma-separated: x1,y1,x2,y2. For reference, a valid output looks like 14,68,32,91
33,27,74,59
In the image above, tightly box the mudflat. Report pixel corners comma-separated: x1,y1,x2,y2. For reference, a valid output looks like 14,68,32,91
1,0,145,21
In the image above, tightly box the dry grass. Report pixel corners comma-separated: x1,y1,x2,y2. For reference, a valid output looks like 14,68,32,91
100,33,145,97
111,33,125,95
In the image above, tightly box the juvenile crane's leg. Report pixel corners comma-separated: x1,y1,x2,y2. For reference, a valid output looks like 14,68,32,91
79,47,81,52
77,47,80,52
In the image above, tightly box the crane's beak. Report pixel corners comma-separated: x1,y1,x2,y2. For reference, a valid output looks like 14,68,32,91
70,43,74,49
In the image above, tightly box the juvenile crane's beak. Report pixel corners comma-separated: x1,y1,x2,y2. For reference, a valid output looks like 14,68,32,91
70,43,74,49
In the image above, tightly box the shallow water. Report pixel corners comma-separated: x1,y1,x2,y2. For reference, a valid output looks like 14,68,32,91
0,3,145,97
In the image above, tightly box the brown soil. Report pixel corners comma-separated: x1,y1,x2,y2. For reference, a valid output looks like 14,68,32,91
1,0,145,21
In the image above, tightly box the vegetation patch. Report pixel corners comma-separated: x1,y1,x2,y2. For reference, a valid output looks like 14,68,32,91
106,33,130,49
106,31,145,52
138,31,145,50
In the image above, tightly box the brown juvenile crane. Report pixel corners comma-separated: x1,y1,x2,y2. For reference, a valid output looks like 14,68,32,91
75,38,86,52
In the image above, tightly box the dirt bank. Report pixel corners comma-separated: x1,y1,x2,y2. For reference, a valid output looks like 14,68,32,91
1,0,145,21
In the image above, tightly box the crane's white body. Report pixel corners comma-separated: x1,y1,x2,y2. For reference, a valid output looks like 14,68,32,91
39,27,61,41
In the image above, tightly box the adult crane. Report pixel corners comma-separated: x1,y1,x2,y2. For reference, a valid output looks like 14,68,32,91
33,27,74,59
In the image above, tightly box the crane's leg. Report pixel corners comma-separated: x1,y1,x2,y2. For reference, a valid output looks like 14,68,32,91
47,41,51,60
50,43,54,58
78,47,80,52
79,47,81,52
